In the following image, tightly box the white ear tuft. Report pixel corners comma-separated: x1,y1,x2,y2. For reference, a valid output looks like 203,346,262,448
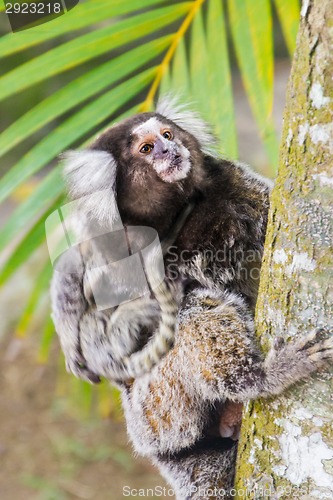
156,94,218,156
61,149,119,229
62,150,117,199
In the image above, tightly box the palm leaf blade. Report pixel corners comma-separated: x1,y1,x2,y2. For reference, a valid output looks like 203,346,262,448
274,0,300,56
0,0,167,57
37,315,56,363
0,68,157,205
0,169,64,254
16,261,53,337
228,0,279,166
189,8,209,116
0,3,191,102
171,37,190,96
0,198,62,285
206,0,237,157
0,36,172,158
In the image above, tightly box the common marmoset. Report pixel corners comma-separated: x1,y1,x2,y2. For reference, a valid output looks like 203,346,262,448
51,97,333,498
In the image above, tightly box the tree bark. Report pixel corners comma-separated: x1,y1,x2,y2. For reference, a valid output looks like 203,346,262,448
235,1,333,498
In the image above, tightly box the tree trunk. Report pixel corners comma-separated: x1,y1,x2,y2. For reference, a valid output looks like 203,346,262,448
235,1,333,498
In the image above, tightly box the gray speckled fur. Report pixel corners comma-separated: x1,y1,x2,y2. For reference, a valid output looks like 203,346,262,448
51,228,182,383
155,443,238,500
122,289,333,497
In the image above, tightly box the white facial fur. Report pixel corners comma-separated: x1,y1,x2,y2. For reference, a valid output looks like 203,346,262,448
133,117,191,183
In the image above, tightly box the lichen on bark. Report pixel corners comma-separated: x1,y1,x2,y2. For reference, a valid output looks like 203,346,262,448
235,1,333,498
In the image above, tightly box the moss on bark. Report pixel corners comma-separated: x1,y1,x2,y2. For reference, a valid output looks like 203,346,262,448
235,1,333,498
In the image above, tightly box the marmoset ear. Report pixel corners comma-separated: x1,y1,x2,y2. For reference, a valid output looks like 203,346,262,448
62,149,117,199
61,149,120,227
156,94,217,157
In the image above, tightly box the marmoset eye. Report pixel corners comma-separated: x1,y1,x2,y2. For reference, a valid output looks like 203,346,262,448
162,131,173,140
140,144,153,154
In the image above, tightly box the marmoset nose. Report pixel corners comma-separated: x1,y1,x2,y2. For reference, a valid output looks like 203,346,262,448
154,140,169,158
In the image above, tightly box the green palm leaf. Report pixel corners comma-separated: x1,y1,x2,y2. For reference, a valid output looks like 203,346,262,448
0,0,167,57
0,197,63,285
274,0,300,56
0,169,64,255
0,4,191,102
16,260,53,337
228,0,279,167
0,0,300,401
171,38,189,96
0,36,172,158
0,68,157,204
203,0,237,157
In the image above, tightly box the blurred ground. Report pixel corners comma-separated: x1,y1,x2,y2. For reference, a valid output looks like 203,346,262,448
0,60,290,500
0,332,171,500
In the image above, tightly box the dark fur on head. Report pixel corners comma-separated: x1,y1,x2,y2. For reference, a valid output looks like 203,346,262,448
63,96,217,239
89,112,205,237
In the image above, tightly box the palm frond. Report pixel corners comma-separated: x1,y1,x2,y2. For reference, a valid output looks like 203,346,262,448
274,0,300,56
0,0,300,409
228,0,279,165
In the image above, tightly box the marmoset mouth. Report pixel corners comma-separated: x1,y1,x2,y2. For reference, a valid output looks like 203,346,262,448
158,163,183,182
172,155,182,165
161,155,182,171
156,154,192,183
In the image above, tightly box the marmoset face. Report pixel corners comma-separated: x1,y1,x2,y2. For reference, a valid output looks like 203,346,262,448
91,112,204,190
64,107,208,230
130,116,191,183
85,112,205,224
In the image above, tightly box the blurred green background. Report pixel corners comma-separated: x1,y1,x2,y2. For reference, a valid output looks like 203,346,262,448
0,0,299,498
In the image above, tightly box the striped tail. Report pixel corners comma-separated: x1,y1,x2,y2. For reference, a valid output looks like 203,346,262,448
121,279,178,380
